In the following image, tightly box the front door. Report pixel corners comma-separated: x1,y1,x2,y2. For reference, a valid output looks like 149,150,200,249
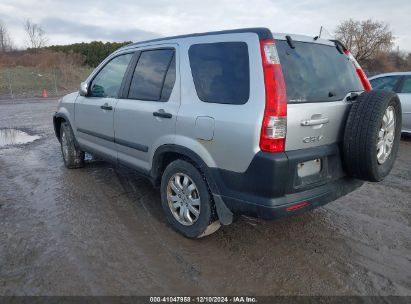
75,53,134,161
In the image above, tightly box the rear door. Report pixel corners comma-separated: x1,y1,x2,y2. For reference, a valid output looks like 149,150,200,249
75,53,133,160
274,36,364,151
114,45,179,172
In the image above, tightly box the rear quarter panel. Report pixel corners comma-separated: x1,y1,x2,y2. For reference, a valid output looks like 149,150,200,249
175,33,266,173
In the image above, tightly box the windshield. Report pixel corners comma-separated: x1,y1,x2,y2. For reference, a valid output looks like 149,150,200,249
276,40,363,103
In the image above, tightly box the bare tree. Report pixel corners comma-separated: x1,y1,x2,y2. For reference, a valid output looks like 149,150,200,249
24,19,48,50
0,20,13,52
335,19,394,64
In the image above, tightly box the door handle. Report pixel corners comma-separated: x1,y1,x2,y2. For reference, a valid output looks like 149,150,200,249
300,117,329,126
153,110,172,119
100,103,113,111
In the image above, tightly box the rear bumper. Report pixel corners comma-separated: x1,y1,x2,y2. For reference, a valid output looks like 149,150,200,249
210,144,363,220
219,176,362,220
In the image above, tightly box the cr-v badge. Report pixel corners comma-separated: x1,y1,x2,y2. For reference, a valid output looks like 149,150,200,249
303,135,324,143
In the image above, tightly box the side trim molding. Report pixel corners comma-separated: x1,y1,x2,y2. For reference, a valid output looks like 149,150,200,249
77,128,114,142
77,128,149,152
115,138,149,152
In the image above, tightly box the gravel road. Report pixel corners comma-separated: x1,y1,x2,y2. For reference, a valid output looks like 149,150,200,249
0,99,410,296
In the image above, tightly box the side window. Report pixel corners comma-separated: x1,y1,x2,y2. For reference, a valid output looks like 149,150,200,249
128,49,175,101
89,53,133,98
160,55,176,101
189,42,250,105
370,76,401,91
399,76,411,93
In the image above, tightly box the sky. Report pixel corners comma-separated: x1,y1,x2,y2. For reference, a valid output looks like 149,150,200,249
0,0,410,51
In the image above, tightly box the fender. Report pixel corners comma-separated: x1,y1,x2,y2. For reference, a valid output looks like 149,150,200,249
53,111,82,150
53,112,70,141
151,144,234,225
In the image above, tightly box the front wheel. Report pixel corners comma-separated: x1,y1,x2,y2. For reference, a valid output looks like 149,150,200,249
160,159,220,238
60,121,85,169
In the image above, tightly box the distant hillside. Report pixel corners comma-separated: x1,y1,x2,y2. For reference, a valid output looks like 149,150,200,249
45,41,131,67
0,41,132,99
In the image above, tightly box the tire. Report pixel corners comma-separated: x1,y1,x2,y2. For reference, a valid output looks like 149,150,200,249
160,159,220,238
343,90,402,182
60,121,85,169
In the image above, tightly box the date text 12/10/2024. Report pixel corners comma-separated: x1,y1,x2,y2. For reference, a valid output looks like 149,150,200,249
149,297,257,303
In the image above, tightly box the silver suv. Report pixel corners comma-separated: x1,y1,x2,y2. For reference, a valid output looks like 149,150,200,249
53,28,402,238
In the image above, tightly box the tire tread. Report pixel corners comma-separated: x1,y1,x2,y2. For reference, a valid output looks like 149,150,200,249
343,90,401,181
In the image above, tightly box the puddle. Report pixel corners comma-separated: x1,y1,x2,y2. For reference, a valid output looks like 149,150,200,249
0,129,41,147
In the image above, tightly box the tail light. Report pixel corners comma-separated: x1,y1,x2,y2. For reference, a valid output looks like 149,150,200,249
344,50,372,91
259,39,287,153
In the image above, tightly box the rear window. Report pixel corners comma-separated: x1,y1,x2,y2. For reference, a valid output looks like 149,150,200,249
276,40,363,103
189,42,250,105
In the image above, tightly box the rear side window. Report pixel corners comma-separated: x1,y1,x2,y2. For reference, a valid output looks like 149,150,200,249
189,42,250,105
128,49,175,101
370,76,401,91
276,40,363,103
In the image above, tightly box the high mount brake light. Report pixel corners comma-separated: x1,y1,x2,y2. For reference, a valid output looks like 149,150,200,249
344,50,372,91
259,39,287,153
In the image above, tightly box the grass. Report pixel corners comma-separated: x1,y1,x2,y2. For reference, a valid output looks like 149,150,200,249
0,66,94,99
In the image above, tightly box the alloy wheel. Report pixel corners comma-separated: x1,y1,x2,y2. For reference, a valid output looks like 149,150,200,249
167,173,201,226
377,106,396,164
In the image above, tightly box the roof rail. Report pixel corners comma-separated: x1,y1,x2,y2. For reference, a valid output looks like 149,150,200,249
119,27,273,51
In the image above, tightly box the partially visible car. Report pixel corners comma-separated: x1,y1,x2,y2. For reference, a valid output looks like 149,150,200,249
369,72,411,134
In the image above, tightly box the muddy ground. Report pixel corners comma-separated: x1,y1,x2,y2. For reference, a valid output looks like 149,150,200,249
0,99,410,296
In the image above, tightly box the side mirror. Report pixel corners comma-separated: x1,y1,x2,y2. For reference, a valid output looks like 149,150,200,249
79,82,88,96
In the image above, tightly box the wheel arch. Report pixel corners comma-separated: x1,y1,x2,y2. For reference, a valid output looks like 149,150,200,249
151,144,216,189
53,112,70,141
151,144,234,225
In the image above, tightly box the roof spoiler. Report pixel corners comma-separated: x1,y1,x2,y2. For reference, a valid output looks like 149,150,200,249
329,39,348,52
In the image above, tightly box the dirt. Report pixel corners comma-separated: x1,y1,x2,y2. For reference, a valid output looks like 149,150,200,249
0,99,410,296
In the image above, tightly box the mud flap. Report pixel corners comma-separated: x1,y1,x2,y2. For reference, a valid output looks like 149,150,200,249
212,194,234,225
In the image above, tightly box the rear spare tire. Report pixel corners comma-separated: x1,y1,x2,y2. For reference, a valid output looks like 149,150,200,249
343,90,402,182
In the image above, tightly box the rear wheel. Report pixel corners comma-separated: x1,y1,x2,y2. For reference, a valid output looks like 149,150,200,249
160,159,220,238
343,90,402,181
60,121,85,169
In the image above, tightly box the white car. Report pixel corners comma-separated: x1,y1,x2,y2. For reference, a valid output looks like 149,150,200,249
369,72,411,134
